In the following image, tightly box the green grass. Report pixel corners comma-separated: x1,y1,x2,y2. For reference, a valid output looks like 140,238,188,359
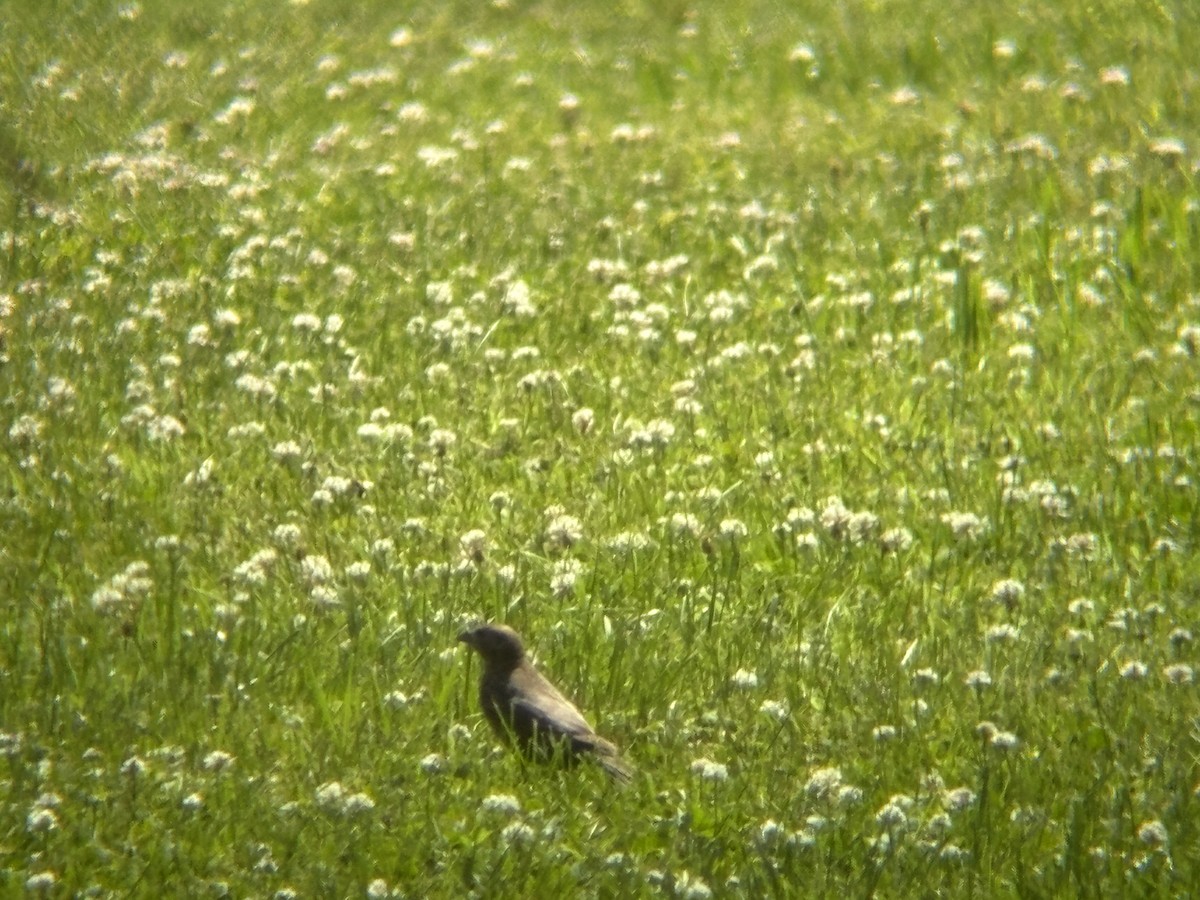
2,0,1199,896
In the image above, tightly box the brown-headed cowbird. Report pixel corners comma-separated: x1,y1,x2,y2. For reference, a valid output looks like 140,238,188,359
458,623,631,782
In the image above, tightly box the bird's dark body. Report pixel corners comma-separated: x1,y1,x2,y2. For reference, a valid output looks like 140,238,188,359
459,624,631,781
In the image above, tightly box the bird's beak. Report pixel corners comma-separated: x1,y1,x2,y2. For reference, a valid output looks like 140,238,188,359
457,629,475,647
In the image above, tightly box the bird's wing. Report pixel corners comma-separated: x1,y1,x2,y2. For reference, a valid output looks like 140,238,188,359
490,664,633,782
508,666,596,739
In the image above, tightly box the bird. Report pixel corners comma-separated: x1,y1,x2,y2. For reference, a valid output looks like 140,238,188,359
457,623,632,782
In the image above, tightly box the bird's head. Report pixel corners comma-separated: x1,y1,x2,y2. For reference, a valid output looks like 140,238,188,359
458,623,526,670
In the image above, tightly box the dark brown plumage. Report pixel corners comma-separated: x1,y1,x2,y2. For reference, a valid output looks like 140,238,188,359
458,623,631,782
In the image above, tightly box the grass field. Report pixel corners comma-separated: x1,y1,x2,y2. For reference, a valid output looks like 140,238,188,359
2,0,1199,896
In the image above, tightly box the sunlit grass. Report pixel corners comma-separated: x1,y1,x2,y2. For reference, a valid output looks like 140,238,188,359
2,0,1198,896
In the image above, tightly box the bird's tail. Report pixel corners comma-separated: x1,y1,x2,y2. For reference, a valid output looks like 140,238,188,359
595,751,633,784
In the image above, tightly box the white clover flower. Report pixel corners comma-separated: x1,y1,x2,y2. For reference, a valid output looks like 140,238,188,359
1067,597,1094,616
321,475,356,497
25,872,58,891
789,829,817,848
26,807,59,833
309,585,340,609
571,407,595,434
690,758,729,782
315,781,346,808
753,450,776,471
384,689,425,710
231,547,276,588
147,414,186,441
550,558,583,598
342,792,375,814
943,787,977,812
459,529,487,561
819,496,851,536
214,308,241,328
965,669,992,689
730,668,758,689
1163,664,1194,685
718,518,748,541
1121,660,1149,680
271,441,303,462
876,801,909,829
419,753,446,774
789,42,816,63
1008,343,1035,362
941,511,988,540
913,668,939,687
8,414,44,443
669,512,702,538
501,821,536,844
1099,65,1130,86
836,785,863,807
975,721,999,742
545,514,583,549
990,579,1025,607
345,561,371,581
202,750,235,772
292,312,322,331
872,724,898,742
1067,625,1096,646
301,555,333,584
1137,819,1169,847
990,730,1020,750
804,766,842,799
1066,532,1097,556
482,793,521,816
33,792,61,809
629,419,676,450
879,527,914,553
153,534,181,552
757,819,786,844
847,510,880,544
226,420,266,439
676,329,697,347
428,428,457,454
1149,137,1186,159
89,585,125,612
1177,323,1200,356
607,531,653,554
182,792,204,811
214,96,255,125
985,624,1021,643
675,871,712,899
759,700,789,721
366,878,391,899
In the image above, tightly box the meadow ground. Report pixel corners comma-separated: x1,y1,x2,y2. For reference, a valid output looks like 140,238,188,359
2,0,1199,896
